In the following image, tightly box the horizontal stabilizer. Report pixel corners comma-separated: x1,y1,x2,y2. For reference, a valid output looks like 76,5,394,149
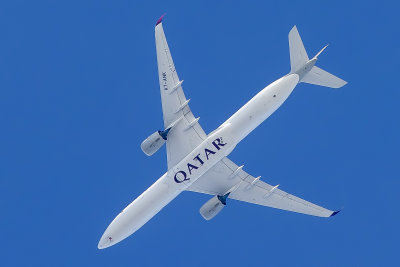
301,66,347,88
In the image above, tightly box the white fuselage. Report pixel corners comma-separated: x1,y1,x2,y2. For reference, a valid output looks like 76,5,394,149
98,73,300,249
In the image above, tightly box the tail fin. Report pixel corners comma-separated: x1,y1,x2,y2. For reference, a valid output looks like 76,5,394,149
288,26,347,89
289,26,309,73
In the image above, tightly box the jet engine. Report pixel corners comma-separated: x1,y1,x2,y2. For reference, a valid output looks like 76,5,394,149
199,193,230,220
141,128,171,156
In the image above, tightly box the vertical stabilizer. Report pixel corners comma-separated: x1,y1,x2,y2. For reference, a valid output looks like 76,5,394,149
289,26,309,73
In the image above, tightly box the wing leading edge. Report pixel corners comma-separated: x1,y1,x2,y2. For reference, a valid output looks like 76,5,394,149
155,19,207,169
187,157,338,217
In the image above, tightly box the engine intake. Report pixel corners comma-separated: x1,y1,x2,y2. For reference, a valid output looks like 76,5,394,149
141,128,171,156
199,193,230,220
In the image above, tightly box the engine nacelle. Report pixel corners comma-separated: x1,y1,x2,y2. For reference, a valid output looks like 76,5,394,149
141,128,171,156
200,194,229,220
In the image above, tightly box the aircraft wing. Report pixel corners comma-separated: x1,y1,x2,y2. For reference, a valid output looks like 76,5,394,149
187,157,338,217
155,20,207,169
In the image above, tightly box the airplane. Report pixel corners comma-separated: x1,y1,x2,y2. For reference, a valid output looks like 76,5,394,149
98,15,346,249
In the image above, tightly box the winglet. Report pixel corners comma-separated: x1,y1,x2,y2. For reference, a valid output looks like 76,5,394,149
156,14,166,26
330,210,341,217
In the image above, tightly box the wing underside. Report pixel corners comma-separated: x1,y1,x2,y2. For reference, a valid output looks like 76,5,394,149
187,157,337,217
155,21,207,169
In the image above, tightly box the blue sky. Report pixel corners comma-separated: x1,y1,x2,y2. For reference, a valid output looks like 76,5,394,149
1,1,399,266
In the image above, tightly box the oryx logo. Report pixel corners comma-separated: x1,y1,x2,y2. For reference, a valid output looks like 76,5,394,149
173,137,226,183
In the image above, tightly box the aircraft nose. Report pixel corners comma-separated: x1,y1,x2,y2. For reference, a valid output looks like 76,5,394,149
97,234,114,249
